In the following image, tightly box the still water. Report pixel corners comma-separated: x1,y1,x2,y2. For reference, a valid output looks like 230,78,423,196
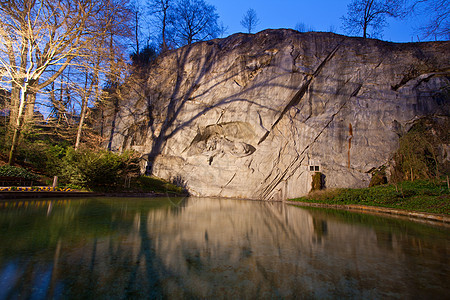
0,197,448,299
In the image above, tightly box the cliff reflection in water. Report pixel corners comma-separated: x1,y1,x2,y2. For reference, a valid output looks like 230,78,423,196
0,197,448,299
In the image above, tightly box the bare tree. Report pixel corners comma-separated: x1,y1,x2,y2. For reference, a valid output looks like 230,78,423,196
0,0,96,164
79,0,132,150
47,78,72,129
148,0,172,51
295,22,307,33
341,0,407,38
409,0,449,40
240,8,260,34
294,22,315,33
73,56,102,150
79,0,133,150
131,0,143,55
0,0,132,164
170,0,220,46
218,21,229,38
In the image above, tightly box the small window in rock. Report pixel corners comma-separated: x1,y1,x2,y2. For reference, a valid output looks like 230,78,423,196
309,165,320,172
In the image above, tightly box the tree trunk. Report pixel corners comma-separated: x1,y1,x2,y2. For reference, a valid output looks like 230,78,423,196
8,85,21,135
162,10,167,51
75,96,88,150
8,86,27,165
100,107,105,138
107,98,119,151
135,9,140,55
75,74,90,150
24,92,36,123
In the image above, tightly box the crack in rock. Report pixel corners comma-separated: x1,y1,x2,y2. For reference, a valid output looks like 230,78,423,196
258,40,344,145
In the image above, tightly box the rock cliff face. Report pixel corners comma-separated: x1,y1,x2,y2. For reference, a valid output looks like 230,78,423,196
107,29,450,200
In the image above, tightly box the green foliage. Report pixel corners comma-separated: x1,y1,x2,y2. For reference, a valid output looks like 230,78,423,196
60,148,140,190
369,166,387,187
0,122,73,177
292,179,450,215
0,120,187,193
0,165,39,180
392,117,449,182
0,126,10,156
15,141,68,176
132,176,185,194
311,172,323,191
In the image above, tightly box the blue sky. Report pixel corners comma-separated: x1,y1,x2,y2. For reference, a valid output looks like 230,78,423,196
209,0,426,43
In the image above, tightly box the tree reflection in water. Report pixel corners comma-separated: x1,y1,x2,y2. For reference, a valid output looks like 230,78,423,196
0,197,448,299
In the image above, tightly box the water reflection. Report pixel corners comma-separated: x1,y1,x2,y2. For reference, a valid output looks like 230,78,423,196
0,197,448,299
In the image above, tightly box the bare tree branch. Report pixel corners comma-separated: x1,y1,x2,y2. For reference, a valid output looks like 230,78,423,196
409,0,449,40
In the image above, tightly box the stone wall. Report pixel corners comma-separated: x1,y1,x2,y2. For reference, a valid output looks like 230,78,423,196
105,29,450,200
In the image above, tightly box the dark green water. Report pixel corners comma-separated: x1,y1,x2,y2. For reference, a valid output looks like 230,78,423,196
0,197,448,299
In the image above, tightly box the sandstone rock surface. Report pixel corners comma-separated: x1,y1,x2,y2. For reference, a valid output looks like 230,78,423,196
106,29,450,200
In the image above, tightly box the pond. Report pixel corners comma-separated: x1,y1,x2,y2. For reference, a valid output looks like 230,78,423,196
0,197,448,299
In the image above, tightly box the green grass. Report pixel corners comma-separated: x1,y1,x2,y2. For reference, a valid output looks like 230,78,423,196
290,179,450,215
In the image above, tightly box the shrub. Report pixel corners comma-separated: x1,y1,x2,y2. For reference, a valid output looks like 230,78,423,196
369,166,387,187
311,172,323,191
60,147,140,190
133,176,186,194
392,117,449,182
16,141,67,176
0,165,39,180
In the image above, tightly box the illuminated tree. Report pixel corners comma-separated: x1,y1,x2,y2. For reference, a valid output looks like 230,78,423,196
0,0,131,164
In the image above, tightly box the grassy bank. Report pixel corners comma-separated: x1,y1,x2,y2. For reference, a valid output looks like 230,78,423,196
128,176,187,195
68,175,187,195
290,179,449,215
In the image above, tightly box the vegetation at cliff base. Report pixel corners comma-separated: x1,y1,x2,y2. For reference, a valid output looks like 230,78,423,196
0,165,39,181
58,147,140,191
291,179,449,215
0,130,186,194
131,176,186,195
294,116,450,216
